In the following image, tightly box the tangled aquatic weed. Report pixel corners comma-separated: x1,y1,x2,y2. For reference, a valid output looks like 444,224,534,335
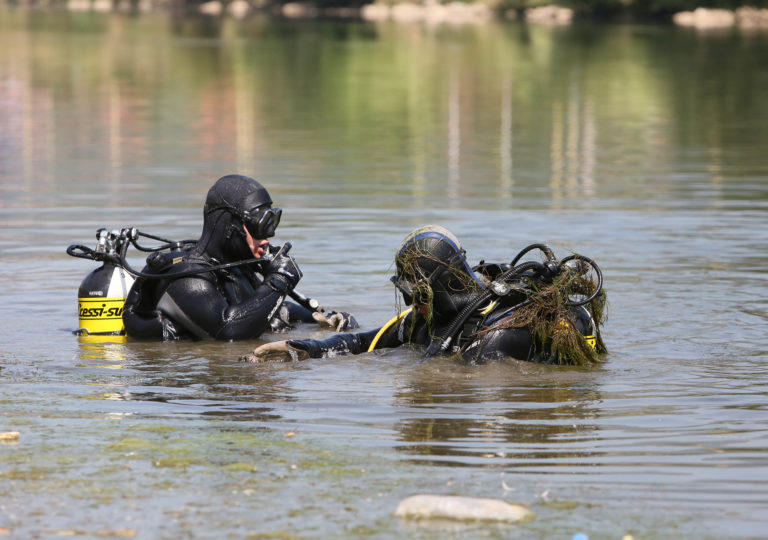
480,270,608,366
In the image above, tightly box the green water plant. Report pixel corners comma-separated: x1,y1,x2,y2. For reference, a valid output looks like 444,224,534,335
480,265,607,366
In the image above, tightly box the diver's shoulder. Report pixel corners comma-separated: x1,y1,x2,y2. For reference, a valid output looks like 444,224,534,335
144,250,209,274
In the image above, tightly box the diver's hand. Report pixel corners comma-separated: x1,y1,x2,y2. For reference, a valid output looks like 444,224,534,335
241,341,310,363
263,248,302,293
312,311,359,331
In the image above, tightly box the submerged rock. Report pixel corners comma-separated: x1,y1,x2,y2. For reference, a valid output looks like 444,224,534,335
0,431,19,442
394,494,534,523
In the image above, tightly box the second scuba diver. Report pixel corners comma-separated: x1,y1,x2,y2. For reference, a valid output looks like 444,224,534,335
244,225,607,365
122,174,358,341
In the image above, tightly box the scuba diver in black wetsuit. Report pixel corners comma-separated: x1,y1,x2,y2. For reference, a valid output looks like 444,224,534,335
244,225,606,365
122,174,357,341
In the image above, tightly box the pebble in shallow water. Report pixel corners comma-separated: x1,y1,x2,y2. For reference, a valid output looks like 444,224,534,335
394,494,534,523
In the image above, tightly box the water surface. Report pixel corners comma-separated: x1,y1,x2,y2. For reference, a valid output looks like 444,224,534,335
1,10,767,539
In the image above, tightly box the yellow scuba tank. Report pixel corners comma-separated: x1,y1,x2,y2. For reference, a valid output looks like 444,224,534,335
77,261,134,336
69,228,135,337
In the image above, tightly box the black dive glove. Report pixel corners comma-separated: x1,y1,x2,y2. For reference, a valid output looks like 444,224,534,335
263,246,302,294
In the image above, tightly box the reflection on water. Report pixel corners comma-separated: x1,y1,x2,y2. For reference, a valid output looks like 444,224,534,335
3,13,767,212
1,9,768,539
74,340,302,422
394,361,602,467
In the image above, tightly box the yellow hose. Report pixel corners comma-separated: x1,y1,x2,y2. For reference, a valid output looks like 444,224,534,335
368,308,412,352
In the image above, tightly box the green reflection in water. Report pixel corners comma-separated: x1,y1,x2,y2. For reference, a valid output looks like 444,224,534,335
2,11,766,207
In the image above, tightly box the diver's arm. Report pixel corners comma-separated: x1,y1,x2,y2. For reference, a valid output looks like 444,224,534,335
293,307,427,357
272,300,359,331
280,301,315,323
244,310,417,362
280,310,415,358
159,248,302,340
268,301,314,332
268,300,359,335
246,324,398,362
243,328,382,362
286,328,381,358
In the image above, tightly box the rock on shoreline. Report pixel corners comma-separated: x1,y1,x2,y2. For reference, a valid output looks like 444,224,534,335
361,1,492,24
673,6,768,29
7,0,768,30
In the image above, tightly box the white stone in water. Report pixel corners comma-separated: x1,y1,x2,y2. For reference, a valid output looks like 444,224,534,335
394,494,534,523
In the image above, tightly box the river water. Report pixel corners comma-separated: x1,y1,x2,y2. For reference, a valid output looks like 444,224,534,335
1,9,767,539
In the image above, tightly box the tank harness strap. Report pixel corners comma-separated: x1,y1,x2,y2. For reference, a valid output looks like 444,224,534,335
146,251,212,273
456,300,499,349
367,308,412,352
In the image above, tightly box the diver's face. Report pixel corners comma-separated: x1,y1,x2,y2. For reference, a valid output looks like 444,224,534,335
243,225,270,258
399,281,432,318
392,265,435,318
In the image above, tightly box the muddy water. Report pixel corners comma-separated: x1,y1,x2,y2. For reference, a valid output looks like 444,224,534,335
1,10,767,539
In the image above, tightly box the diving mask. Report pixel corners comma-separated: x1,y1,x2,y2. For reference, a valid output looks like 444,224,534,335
243,205,282,239
390,273,434,307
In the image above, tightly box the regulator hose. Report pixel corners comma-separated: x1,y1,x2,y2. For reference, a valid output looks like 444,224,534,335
118,239,324,313
66,244,118,262
66,241,269,278
421,246,604,359
130,230,197,252
511,243,557,266
422,260,549,359
115,237,271,281
67,230,325,314
560,254,603,306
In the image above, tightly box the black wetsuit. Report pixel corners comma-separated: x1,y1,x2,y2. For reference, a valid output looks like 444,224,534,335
280,226,602,364
123,250,313,341
286,293,596,364
123,174,312,341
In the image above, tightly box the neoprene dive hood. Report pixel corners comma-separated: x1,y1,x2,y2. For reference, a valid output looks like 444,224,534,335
391,225,484,318
197,174,282,263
